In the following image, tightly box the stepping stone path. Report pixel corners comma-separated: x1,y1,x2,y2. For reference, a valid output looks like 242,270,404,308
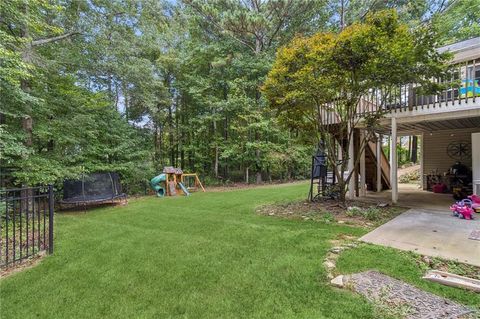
344,271,474,319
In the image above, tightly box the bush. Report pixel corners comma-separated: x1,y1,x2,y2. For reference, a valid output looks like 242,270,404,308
362,207,381,221
322,212,335,223
346,206,362,217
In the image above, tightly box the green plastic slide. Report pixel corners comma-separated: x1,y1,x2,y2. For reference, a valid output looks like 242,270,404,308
150,173,166,197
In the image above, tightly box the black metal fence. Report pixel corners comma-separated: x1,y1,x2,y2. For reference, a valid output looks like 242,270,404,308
0,185,54,268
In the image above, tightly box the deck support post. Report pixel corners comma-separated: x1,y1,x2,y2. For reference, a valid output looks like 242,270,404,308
376,134,382,192
390,117,398,204
360,130,366,197
420,132,425,190
348,123,355,199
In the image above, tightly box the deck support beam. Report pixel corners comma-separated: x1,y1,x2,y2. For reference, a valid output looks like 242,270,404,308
376,134,382,192
360,130,366,197
390,117,398,203
420,132,425,190
348,123,355,199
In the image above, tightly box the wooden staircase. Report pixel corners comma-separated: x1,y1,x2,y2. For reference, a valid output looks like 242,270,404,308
364,140,391,191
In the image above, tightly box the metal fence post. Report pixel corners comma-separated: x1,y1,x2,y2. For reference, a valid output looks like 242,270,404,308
48,184,54,254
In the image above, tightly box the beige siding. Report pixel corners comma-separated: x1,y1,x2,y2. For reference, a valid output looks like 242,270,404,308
473,133,480,195
423,128,480,185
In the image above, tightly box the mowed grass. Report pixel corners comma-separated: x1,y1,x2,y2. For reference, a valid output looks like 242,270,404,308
1,183,478,318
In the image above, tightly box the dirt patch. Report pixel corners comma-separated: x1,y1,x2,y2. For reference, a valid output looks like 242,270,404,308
257,199,407,228
0,252,46,279
207,180,307,192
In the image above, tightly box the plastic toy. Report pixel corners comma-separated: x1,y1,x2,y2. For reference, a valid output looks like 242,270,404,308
468,194,480,213
450,199,475,220
460,79,480,98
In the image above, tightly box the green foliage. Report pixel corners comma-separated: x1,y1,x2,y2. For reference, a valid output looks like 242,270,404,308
263,9,451,201
1,1,476,191
362,207,381,221
433,0,480,44
264,10,451,119
346,206,362,217
322,212,335,223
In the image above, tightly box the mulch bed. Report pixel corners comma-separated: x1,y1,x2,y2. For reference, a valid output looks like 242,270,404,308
257,199,407,228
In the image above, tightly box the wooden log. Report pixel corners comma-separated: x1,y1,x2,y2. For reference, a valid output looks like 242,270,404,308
423,270,480,292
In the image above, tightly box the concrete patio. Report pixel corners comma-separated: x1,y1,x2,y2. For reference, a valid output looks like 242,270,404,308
359,184,480,267
364,183,453,211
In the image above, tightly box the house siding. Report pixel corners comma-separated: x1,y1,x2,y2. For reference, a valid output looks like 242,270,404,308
422,127,480,189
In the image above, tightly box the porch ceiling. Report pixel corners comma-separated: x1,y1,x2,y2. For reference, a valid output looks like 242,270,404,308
376,116,480,135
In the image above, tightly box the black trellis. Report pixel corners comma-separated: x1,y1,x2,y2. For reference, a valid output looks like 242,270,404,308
0,185,54,268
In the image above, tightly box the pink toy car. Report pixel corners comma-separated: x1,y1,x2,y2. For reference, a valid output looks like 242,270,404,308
450,199,475,220
468,195,480,213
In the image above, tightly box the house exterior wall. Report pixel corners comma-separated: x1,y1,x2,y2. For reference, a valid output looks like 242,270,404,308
472,133,480,195
422,127,480,189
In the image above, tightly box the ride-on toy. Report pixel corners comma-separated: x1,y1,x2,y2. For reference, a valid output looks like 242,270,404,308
468,194,480,213
450,199,475,220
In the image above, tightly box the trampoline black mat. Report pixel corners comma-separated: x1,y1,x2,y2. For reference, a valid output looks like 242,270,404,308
61,173,126,206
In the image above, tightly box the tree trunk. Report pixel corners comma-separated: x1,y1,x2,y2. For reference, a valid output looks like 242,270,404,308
245,167,249,184
168,105,174,167
255,170,262,184
19,3,34,211
223,84,229,179
411,135,418,163
340,0,345,30
123,84,129,121
255,132,262,184
213,119,218,178
153,123,161,170
19,7,34,208
255,148,262,183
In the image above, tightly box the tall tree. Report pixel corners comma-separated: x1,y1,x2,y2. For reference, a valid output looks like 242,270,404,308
182,0,328,183
263,10,451,201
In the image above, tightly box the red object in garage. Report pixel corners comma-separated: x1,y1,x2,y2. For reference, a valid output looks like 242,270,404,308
432,183,447,193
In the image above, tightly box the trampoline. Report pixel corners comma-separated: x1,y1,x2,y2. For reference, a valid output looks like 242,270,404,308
59,172,127,209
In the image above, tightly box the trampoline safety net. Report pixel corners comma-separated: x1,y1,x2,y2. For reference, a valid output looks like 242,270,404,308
61,172,125,204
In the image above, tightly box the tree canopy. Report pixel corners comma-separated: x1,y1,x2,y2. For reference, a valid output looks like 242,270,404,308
263,9,451,200
0,0,476,191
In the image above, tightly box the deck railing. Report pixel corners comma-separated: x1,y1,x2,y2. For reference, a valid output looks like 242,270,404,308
357,58,479,115
320,58,479,125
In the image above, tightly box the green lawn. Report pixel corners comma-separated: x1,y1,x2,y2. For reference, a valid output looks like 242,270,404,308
1,183,478,318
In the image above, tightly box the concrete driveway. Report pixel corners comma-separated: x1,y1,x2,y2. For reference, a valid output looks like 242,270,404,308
360,208,480,266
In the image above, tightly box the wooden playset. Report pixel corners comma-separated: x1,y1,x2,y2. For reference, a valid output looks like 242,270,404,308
150,167,205,197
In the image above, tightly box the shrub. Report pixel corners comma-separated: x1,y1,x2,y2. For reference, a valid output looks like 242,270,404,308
322,212,335,223
346,206,362,217
362,207,381,221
